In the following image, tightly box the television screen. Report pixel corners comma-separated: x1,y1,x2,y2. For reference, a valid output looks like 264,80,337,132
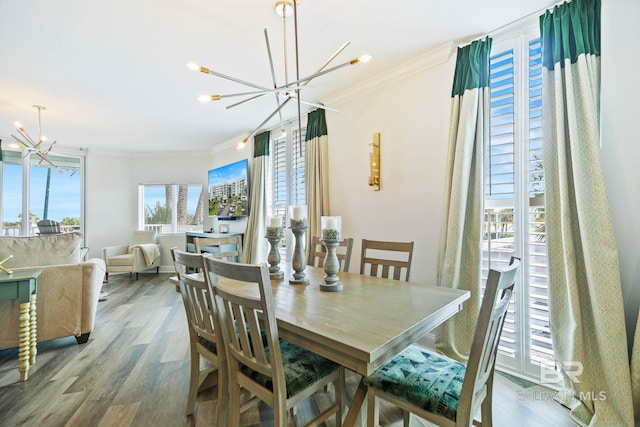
207,159,249,218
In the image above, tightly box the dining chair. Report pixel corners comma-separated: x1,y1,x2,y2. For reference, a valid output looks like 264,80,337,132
202,256,345,427
170,248,221,418
193,235,243,262
363,257,521,427
359,239,415,281
307,236,354,272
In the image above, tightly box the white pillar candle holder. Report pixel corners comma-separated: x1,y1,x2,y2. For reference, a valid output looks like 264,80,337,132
320,216,343,291
288,206,309,285
265,215,284,279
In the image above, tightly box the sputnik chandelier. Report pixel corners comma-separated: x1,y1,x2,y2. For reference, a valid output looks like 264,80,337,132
187,0,370,148
11,105,60,168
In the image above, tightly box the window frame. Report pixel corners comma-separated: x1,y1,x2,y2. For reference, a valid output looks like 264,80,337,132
0,148,85,237
138,183,205,234
268,118,307,258
485,23,552,384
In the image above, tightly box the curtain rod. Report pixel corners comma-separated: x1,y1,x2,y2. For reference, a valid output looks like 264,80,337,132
458,0,565,47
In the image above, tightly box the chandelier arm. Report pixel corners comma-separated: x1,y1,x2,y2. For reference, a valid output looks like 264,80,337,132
284,95,339,113
218,81,345,100
34,153,58,169
309,41,351,81
11,133,32,148
293,0,303,152
201,67,273,92
44,140,57,154
263,28,285,130
225,93,269,110
15,129,37,147
245,98,292,142
286,58,360,88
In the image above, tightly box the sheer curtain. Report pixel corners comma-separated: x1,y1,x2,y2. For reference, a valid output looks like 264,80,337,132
540,0,633,425
305,109,330,249
436,37,492,361
242,131,270,264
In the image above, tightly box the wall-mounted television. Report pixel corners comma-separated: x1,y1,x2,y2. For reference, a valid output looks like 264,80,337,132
208,159,250,219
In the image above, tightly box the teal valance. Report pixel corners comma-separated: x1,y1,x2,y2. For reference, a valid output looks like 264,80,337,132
540,0,601,70
305,109,327,141
451,36,492,97
253,131,270,158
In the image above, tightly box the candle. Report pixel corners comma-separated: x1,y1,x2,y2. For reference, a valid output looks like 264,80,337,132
321,216,341,240
268,216,281,227
325,217,338,230
292,205,305,220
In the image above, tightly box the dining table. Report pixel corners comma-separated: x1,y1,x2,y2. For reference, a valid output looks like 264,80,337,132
215,262,470,426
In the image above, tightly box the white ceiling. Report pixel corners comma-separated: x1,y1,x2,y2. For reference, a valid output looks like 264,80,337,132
0,0,556,154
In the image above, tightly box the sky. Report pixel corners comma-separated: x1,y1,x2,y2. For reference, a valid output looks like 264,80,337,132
208,159,248,188
2,163,80,223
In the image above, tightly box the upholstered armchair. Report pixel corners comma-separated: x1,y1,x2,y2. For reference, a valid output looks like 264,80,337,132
102,230,161,281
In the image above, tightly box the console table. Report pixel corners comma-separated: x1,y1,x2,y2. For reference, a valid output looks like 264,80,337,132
0,269,42,381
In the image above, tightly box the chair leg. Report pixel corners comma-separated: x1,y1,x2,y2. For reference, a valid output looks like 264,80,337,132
105,272,109,282
367,388,378,427
186,347,199,415
228,378,242,427
480,371,495,427
135,272,139,280
336,367,345,426
215,362,228,427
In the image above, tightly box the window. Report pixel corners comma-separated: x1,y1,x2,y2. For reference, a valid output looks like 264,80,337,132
1,149,82,236
269,121,306,256
138,184,205,233
484,31,552,382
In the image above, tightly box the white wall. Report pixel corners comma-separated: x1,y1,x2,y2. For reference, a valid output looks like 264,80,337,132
601,0,640,350
327,51,456,283
85,150,213,270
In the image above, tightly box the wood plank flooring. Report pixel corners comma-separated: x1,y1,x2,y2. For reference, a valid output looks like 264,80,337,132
0,273,578,427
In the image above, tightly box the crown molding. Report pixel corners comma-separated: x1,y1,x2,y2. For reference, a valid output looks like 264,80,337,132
322,41,456,107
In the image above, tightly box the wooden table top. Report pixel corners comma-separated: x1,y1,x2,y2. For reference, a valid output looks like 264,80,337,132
217,263,470,376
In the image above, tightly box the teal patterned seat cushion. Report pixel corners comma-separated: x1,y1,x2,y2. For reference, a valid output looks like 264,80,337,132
198,336,217,353
364,345,466,422
240,339,339,398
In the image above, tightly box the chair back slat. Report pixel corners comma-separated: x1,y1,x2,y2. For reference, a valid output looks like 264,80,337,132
459,257,520,420
203,257,286,390
171,249,219,345
360,239,415,281
308,236,354,271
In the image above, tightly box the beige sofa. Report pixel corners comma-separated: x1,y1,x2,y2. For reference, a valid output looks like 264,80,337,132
0,232,106,349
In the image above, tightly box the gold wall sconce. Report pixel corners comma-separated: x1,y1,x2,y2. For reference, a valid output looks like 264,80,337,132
368,132,380,190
